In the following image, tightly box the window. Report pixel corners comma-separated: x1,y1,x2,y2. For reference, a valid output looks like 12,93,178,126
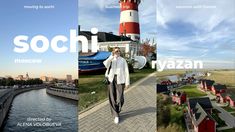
130,12,132,16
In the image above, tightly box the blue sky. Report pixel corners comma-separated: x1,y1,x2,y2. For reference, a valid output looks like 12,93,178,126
0,0,78,78
78,0,157,44
157,0,235,69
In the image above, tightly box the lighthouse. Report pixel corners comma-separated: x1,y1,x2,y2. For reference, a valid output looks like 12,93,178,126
119,0,141,41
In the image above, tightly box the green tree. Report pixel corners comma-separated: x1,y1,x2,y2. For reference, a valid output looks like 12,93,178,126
6,78,15,86
0,78,6,86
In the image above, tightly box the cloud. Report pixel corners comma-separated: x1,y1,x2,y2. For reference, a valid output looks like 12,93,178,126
157,0,235,69
157,0,235,32
79,0,157,41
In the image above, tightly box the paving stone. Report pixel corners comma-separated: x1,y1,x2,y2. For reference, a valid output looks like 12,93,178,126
79,73,156,132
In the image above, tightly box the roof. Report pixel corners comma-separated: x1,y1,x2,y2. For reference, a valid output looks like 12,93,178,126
213,84,227,90
227,93,235,101
200,79,206,83
204,80,215,86
171,91,186,97
219,92,228,98
191,103,215,126
188,97,213,110
79,31,133,42
79,51,111,60
157,84,168,93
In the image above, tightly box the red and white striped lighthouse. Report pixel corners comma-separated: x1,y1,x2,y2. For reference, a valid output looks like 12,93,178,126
119,0,141,41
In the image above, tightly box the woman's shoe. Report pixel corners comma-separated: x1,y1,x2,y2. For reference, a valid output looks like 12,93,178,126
114,116,119,124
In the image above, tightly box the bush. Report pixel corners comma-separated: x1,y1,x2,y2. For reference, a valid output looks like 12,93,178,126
158,123,184,132
143,61,151,69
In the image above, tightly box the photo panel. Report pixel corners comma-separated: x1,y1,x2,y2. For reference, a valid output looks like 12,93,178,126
78,0,157,131
0,0,78,131
156,0,235,131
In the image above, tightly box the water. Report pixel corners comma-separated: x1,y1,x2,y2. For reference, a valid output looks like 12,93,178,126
2,89,78,132
166,75,179,82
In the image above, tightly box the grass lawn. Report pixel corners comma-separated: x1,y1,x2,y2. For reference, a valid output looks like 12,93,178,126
219,128,235,132
178,85,207,97
222,106,235,112
79,68,155,111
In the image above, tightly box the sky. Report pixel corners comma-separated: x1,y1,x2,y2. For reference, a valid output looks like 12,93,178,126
0,0,78,78
157,0,235,69
78,0,157,44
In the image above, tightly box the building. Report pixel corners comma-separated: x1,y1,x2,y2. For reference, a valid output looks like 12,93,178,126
226,94,235,107
79,31,138,58
160,80,172,85
204,80,215,91
16,75,24,80
217,93,235,107
211,84,227,95
200,79,205,89
40,76,48,82
190,103,216,132
200,79,215,91
188,97,213,114
66,75,72,83
216,93,227,103
119,0,141,41
40,76,56,83
160,80,178,89
25,72,29,80
15,73,30,81
156,84,169,94
187,97,216,132
48,77,55,82
171,91,186,105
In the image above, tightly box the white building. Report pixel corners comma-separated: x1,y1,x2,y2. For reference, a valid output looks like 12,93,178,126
78,31,139,58
66,75,72,83
15,75,24,80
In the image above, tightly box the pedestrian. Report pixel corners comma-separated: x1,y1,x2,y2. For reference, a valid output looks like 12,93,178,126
103,47,130,124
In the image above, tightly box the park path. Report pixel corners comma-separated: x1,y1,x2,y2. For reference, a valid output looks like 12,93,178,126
79,72,156,132
212,102,235,128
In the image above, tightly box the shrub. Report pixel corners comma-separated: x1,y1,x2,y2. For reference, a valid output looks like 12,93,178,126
158,123,184,132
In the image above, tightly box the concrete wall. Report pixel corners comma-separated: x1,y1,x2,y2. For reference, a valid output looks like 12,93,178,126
0,87,44,127
0,90,14,127
46,88,78,101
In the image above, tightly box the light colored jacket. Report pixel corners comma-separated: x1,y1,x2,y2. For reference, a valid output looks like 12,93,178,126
103,55,130,86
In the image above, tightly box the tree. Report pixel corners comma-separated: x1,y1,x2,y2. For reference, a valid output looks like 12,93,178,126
6,78,15,86
0,78,6,86
139,39,156,57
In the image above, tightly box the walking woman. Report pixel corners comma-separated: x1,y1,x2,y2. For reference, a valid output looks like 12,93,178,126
103,47,130,124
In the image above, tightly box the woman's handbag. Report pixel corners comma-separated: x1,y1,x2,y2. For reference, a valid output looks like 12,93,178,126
103,62,112,85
